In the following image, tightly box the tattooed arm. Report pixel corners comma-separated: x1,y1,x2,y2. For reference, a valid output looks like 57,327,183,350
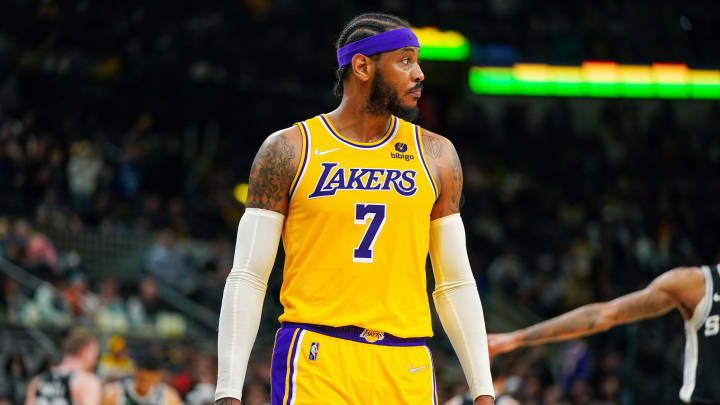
245,126,302,214
422,129,495,405
421,129,463,220
488,267,706,358
215,127,301,405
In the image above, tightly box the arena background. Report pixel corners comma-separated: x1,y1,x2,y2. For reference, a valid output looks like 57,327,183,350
2,1,720,404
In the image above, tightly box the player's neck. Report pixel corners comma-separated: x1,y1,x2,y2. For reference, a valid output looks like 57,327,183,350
326,97,393,144
56,356,87,372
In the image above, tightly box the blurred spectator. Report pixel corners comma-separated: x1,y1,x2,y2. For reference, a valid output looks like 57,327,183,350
13,219,58,274
243,381,270,405
0,217,10,256
144,228,193,292
62,272,99,323
184,355,216,405
67,140,103,216
97,335,134,382
95,278,129,333
1,277,29,323
127,277,169,334
0,352,29,404
24,272,72,327
101,354,182,405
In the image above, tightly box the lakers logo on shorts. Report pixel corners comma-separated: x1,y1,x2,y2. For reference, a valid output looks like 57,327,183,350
360,329,385,343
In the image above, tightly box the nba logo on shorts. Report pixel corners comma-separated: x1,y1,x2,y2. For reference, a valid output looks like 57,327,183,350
309,342,319,360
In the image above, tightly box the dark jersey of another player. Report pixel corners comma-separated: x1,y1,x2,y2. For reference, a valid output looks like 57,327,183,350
35,370,74,405
680,265,720,404
118,376,167,405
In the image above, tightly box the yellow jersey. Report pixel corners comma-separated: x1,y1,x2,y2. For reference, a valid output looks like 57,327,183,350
278,114,438,338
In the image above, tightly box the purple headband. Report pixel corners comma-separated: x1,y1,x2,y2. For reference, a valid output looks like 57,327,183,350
337,27,420,67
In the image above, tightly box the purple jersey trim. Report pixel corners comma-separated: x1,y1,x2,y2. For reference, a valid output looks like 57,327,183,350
425,346,438,405
281,322,427,347
319,114,397,150
286,330,303,404
271,327,298,404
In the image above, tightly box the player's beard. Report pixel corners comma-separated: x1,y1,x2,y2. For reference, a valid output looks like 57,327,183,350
366,70,419,122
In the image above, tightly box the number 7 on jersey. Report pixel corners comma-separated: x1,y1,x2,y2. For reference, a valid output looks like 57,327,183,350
353,203,386,263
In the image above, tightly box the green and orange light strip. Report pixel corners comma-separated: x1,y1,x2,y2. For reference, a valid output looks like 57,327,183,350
469,62,720,99
412,26,470,61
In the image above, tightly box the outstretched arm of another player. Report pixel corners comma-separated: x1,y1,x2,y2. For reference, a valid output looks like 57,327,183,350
215,128,301,405
423,130,494,405
488,268,702,359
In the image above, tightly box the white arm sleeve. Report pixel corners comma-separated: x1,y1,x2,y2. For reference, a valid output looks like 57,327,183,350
430,213,495,400
215,208,284,401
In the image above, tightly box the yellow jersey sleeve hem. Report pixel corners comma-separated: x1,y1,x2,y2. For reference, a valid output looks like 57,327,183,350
288,121,310,200
413,125,439,200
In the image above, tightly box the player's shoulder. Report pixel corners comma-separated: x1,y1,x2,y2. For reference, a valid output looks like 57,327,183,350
419,127,451,147
261,125,303,152
252,125,303,172
72,369,101,386
418,127,455,162
655,266,705,292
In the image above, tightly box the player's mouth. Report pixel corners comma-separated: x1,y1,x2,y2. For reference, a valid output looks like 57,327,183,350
408,83,423,100
408,89,422,100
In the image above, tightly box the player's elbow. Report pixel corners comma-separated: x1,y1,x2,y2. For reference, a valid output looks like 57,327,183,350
225,266,267,292
432,278,476,297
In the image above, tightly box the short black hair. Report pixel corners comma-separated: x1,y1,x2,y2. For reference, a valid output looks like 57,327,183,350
333,13,410,97
135,353,162,371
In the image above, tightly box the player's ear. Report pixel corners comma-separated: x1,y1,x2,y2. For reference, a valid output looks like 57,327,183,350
350,53,373,83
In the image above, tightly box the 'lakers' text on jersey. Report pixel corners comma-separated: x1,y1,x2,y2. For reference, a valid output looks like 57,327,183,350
680,265,720,404
279,114,438,338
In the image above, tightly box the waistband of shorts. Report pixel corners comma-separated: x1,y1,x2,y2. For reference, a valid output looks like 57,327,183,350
280,322,427,346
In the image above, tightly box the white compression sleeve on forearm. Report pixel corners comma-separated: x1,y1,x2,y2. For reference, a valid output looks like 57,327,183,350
430,213,495,400
215,208,284,401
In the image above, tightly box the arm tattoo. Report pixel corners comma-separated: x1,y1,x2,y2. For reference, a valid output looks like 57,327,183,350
422,135,442,159
522,305,603,344
520,287,675,345
246,133,296,211
448,147,463,214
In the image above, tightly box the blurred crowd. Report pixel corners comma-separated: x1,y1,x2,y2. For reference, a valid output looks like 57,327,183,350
5,96,720,404
0,328,219,405
2,1,720,404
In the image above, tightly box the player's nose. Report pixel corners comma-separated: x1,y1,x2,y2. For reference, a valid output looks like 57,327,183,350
412,63,424,82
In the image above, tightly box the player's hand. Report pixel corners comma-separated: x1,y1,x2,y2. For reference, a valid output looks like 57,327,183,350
487,332,521,360
215,398,241,405
474,395,495,404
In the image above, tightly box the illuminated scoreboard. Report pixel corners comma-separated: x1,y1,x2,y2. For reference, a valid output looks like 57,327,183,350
469,62,720,99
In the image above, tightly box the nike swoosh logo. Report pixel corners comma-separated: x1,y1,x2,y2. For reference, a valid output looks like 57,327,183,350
409,365,427,373
314,147,340,156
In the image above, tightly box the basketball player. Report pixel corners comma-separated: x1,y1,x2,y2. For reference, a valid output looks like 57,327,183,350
101,355,182,405
488,265,720,404
24,330,102,405
215,13,494,405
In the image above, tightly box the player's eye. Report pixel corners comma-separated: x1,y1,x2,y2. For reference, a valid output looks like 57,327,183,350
402,57,410,65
